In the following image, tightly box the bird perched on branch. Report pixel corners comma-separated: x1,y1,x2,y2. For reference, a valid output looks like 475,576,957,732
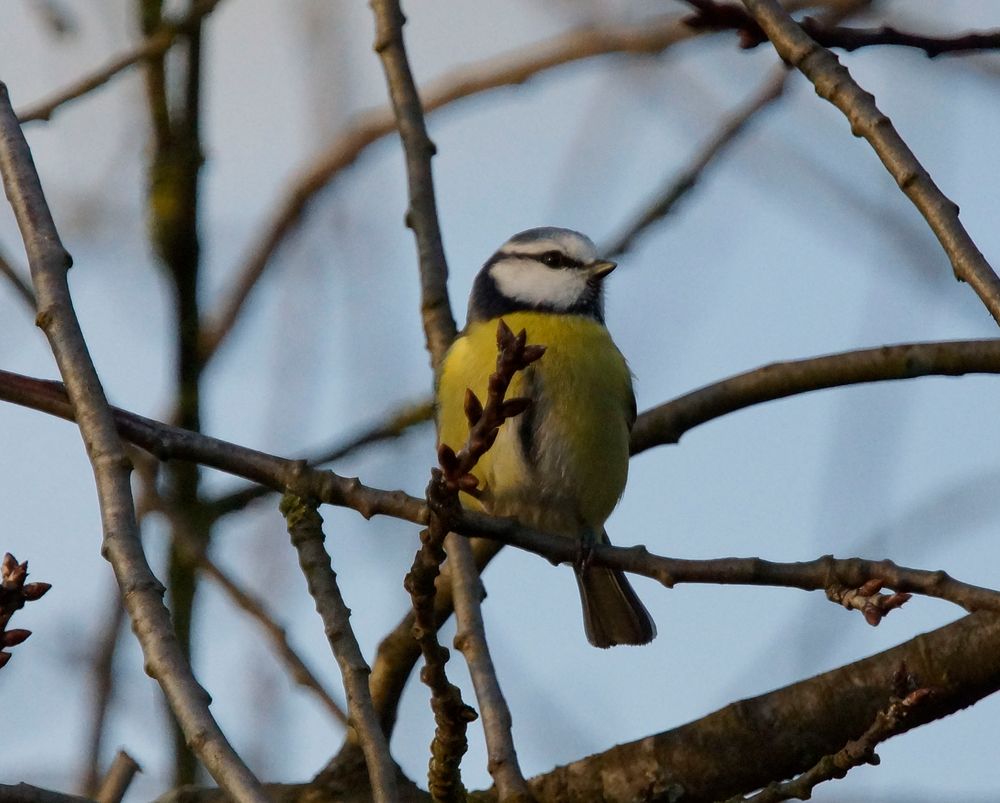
437,227,655,647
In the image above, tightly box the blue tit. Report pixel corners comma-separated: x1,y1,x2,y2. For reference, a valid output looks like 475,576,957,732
436,227,656,648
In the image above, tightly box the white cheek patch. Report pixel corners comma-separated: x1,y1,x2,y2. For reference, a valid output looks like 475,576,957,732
491,260,588,310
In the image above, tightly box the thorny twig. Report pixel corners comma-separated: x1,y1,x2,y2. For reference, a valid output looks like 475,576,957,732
405,320,543,800
435,319,545,496
0,553,51,669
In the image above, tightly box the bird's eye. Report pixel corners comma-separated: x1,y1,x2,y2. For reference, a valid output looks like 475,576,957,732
540,251,563,268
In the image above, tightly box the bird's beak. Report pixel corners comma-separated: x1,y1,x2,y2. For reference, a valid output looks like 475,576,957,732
588,259,617,279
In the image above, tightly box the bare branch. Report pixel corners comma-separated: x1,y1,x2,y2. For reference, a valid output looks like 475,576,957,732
448,535,530,801
5,344,1000,618
369,0,456,370
281,495,397,802
0,83,268,803
94,750,141,803
738,0,1000,324
725,685,934,803
15,0,224,124
364,539,503,744
528,612,1000,802
631,339,1000,451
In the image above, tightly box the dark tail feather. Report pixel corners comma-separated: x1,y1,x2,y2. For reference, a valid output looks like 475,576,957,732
575,564,656,648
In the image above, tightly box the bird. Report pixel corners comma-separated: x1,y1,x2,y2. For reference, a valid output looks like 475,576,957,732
436,227,656,648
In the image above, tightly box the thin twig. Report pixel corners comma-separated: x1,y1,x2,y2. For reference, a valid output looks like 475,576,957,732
280,494,397,802
198,13,701,364
370,0,456,370
4,337,1000,523
6,343,1000,617
723,686,934,802
129,454,348,726
0,82,268,803
448,534,531,801
606,65,789,257
739,0,1000,324
94,750,141,803
16,0,224,124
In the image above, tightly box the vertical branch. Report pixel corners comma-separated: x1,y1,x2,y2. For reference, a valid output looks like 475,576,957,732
448,534,530,801
0,83,268,803
739,0,1000,325
369,0,457,371
280,494,398,803
136,0,209,784
364,538,503,741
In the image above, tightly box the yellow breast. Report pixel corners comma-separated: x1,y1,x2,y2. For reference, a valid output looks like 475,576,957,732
436,312,634,534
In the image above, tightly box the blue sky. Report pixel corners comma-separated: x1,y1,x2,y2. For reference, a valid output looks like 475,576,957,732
2,1,1000,799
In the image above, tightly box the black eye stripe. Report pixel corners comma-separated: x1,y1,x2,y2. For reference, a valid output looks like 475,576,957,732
494,249,585,269
539,250,582,269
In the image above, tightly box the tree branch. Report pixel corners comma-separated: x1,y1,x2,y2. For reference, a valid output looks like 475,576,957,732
0,82,268,803
15,0,224,124
5,342,1000,617
280,495,397,802
369,0,456,371
725,684,932,802
448,535,530,801
93,750,141,803
737,0,1000,324
526,612,1000,802
631,338,1000,451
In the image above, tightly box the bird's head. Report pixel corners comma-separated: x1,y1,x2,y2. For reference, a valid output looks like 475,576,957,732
467,228,616,323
